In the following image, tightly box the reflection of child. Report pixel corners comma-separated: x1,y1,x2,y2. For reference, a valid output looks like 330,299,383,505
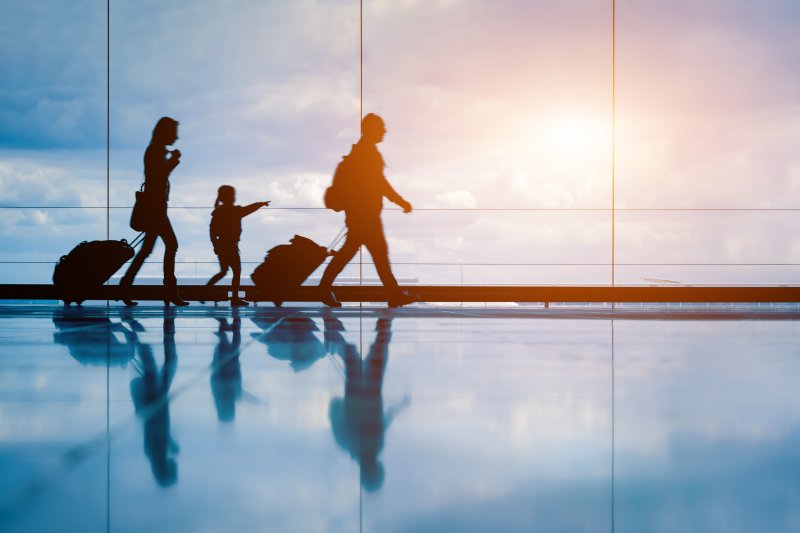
206,185,269,306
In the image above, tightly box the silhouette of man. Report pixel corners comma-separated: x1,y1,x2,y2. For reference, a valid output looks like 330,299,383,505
130,312,179,487
327,316,410,491
319,113,417,308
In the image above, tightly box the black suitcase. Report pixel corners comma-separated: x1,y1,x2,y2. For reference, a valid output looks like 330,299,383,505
53,235,142,305
251,232,343,306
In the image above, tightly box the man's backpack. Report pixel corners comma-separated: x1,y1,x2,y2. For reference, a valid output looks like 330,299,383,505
324,154,354,212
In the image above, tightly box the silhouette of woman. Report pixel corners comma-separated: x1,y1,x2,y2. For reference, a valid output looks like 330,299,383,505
120,117,188,306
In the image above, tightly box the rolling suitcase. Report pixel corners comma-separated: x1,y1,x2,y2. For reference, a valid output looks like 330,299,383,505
53,233,144,305
251,229,345,306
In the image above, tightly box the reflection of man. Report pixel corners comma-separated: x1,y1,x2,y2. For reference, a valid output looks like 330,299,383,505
210,314,242,423
130,312,179,487
327,316,410,491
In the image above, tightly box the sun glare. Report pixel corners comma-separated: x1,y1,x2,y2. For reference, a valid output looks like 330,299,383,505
513,114,610,168
541,116,609,158
506,113,612,202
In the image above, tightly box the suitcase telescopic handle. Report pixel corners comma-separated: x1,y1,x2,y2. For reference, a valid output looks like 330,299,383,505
327,226,347,253
130,232,146,249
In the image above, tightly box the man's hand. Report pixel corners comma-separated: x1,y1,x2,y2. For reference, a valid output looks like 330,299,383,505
260,201,270,208
401,200,413,214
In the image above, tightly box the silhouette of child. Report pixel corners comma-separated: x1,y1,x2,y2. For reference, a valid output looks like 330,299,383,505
206,185,269,306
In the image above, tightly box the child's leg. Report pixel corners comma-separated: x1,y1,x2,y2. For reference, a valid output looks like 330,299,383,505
206,256,229,286
230,253,242,298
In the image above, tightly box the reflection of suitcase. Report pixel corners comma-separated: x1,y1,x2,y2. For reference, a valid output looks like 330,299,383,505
53,234,143,305
251,231,344,306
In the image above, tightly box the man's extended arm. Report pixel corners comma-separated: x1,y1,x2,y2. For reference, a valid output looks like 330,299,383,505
381,177,412,213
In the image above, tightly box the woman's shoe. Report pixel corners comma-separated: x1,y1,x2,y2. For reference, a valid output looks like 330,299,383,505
119,277,137,306
231,298,249,307
165,297,189,307
164,290,189,307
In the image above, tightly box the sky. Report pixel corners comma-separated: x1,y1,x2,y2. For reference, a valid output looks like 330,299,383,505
1,0,799,285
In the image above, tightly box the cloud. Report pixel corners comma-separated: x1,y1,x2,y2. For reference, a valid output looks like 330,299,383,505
435,190,477,208
0,157,89,207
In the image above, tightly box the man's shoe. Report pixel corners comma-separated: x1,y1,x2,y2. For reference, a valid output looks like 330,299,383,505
321,290,341,308
231,298,250,307
387,291,418,308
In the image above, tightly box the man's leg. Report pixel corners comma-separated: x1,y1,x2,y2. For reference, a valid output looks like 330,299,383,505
318,229,361,307
319,232,361,288
362,221,399,293
363,220,417,307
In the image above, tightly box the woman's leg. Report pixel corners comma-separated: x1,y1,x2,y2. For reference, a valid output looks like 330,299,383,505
158,216,188,305
119,231,157,305
159,216,179,289
121,232,157,286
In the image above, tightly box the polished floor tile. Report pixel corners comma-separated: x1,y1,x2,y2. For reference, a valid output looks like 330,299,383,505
0,304,798,532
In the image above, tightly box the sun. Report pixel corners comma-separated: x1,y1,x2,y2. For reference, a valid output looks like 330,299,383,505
507,113,612,199
541,115,609,159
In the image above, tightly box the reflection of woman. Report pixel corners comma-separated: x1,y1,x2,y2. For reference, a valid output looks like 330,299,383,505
130,313,179,487
120,117,188,306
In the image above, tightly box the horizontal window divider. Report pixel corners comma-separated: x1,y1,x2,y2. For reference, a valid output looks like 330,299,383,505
3,261,800,267
2,206,800,212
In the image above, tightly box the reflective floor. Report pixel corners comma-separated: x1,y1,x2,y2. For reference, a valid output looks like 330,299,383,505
1,303,799,533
